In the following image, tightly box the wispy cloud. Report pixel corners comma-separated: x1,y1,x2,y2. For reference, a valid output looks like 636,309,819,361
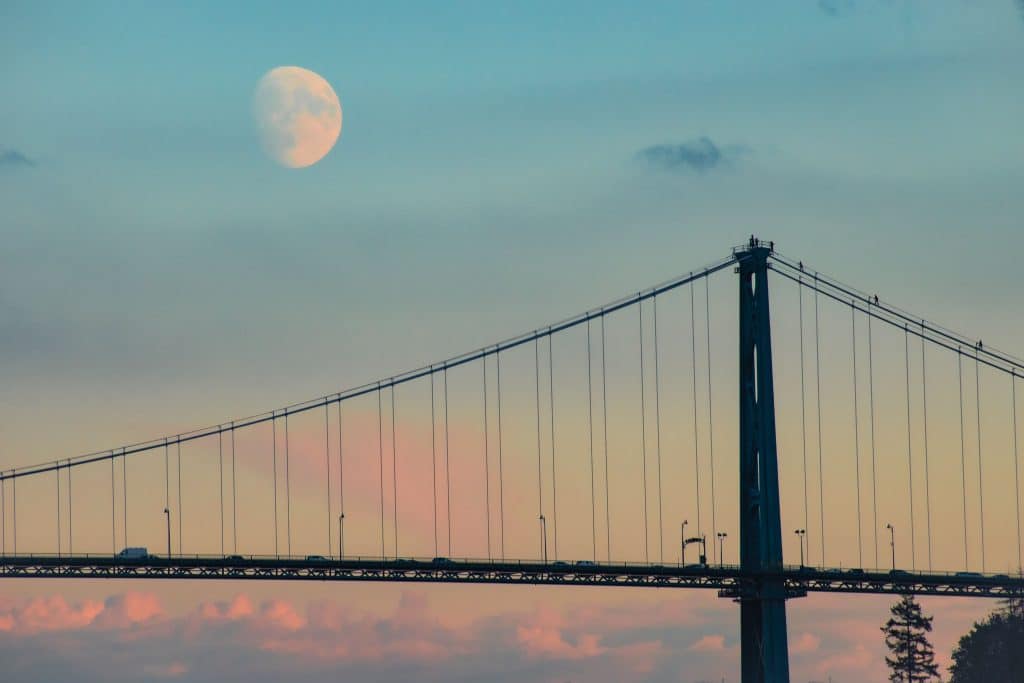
636,137,744,174
0,148,34,168
817,0,855,17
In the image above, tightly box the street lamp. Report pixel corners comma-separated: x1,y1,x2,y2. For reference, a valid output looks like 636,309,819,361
680,520,688,564
794,529,806,567
338,513,345,558
716,532,728,566
163,508,172,558
539,514,548,563
886,523,896,570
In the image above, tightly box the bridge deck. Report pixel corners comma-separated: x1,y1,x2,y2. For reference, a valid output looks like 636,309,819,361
1,555,1021,598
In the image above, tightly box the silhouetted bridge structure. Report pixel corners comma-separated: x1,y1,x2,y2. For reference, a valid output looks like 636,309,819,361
3,238,1023,682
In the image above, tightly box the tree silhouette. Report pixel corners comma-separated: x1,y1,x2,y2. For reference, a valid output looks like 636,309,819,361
881,594,940,682
948,599,1024,682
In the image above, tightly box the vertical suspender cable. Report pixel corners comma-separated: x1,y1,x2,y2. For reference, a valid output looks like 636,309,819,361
219,429,225,555
639,299,650,563
337,400,345,557
958,353,968,569
164,440,170,535
535,337,544,551
444,368,452,556
11,475,14,555
975,348,986,572
868,303,879,568
814,278,824,565
851,303,863,568
549,332,558,561
1011,374,1019,573
430,369,438,556
654,296,664,564
483,354,491,559
285,413,292,556
122,449,128,548
799,280,809,553
2,475,5,554
705,278,717,543
587,319,597,562
325,402,332,555
177,440,182,555
497,352,506,559
920,331,933,570
690,282,702,539
904,327,915,570
56,468,61,556
391,384,399,557
601,314,611,561
68,462,73,554
231,424,237,554
377,384,385,559
272,415,279,556
111,454,116,553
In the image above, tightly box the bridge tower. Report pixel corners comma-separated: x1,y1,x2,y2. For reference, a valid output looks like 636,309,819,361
735,238,791,683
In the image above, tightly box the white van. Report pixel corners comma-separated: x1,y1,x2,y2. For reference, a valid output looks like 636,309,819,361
115,547,149,559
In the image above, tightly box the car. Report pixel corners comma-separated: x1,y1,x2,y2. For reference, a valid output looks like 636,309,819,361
431,557,453,566
225,555,244,562
551,561,569,568
574,560,597,568
847,568,865,575
115,547,149,559
955,571,982,578
305,555,328,562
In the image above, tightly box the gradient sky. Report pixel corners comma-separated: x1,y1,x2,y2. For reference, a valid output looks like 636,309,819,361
2,1,1024,681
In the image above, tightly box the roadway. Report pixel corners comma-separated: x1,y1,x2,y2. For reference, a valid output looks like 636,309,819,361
1,555,1022,599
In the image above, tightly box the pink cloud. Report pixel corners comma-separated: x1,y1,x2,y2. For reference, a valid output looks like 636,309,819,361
689,633,726,652
790,631,821,654
516,607,605,660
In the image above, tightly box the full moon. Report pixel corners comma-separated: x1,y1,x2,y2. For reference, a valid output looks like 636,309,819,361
253,66,342,168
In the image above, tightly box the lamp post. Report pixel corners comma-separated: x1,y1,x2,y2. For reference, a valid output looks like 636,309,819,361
338,513,345,558
539,514,548,563
794,529,806,567
681,520,688,564
886,523,896,570
163,508,171,558
716,532,728,566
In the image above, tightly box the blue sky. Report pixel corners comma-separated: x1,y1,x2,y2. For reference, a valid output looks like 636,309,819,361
2,2,1024,681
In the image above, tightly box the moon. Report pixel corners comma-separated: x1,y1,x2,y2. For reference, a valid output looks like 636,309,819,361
253,66,342,168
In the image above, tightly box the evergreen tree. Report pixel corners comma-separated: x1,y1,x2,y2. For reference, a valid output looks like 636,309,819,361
948,604,1024,683
881,594,940,682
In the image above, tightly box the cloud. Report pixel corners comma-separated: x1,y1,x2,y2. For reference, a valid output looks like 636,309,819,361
817,0,854,16
688,634,726,652
0,148,34,169
635,137,743,174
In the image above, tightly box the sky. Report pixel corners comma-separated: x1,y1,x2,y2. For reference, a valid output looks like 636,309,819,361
2,0,1024,681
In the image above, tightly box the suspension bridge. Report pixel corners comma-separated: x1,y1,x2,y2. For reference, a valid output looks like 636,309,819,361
2,238,1022,682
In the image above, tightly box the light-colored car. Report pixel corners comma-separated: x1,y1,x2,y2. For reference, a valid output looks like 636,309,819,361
115,547,149,559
